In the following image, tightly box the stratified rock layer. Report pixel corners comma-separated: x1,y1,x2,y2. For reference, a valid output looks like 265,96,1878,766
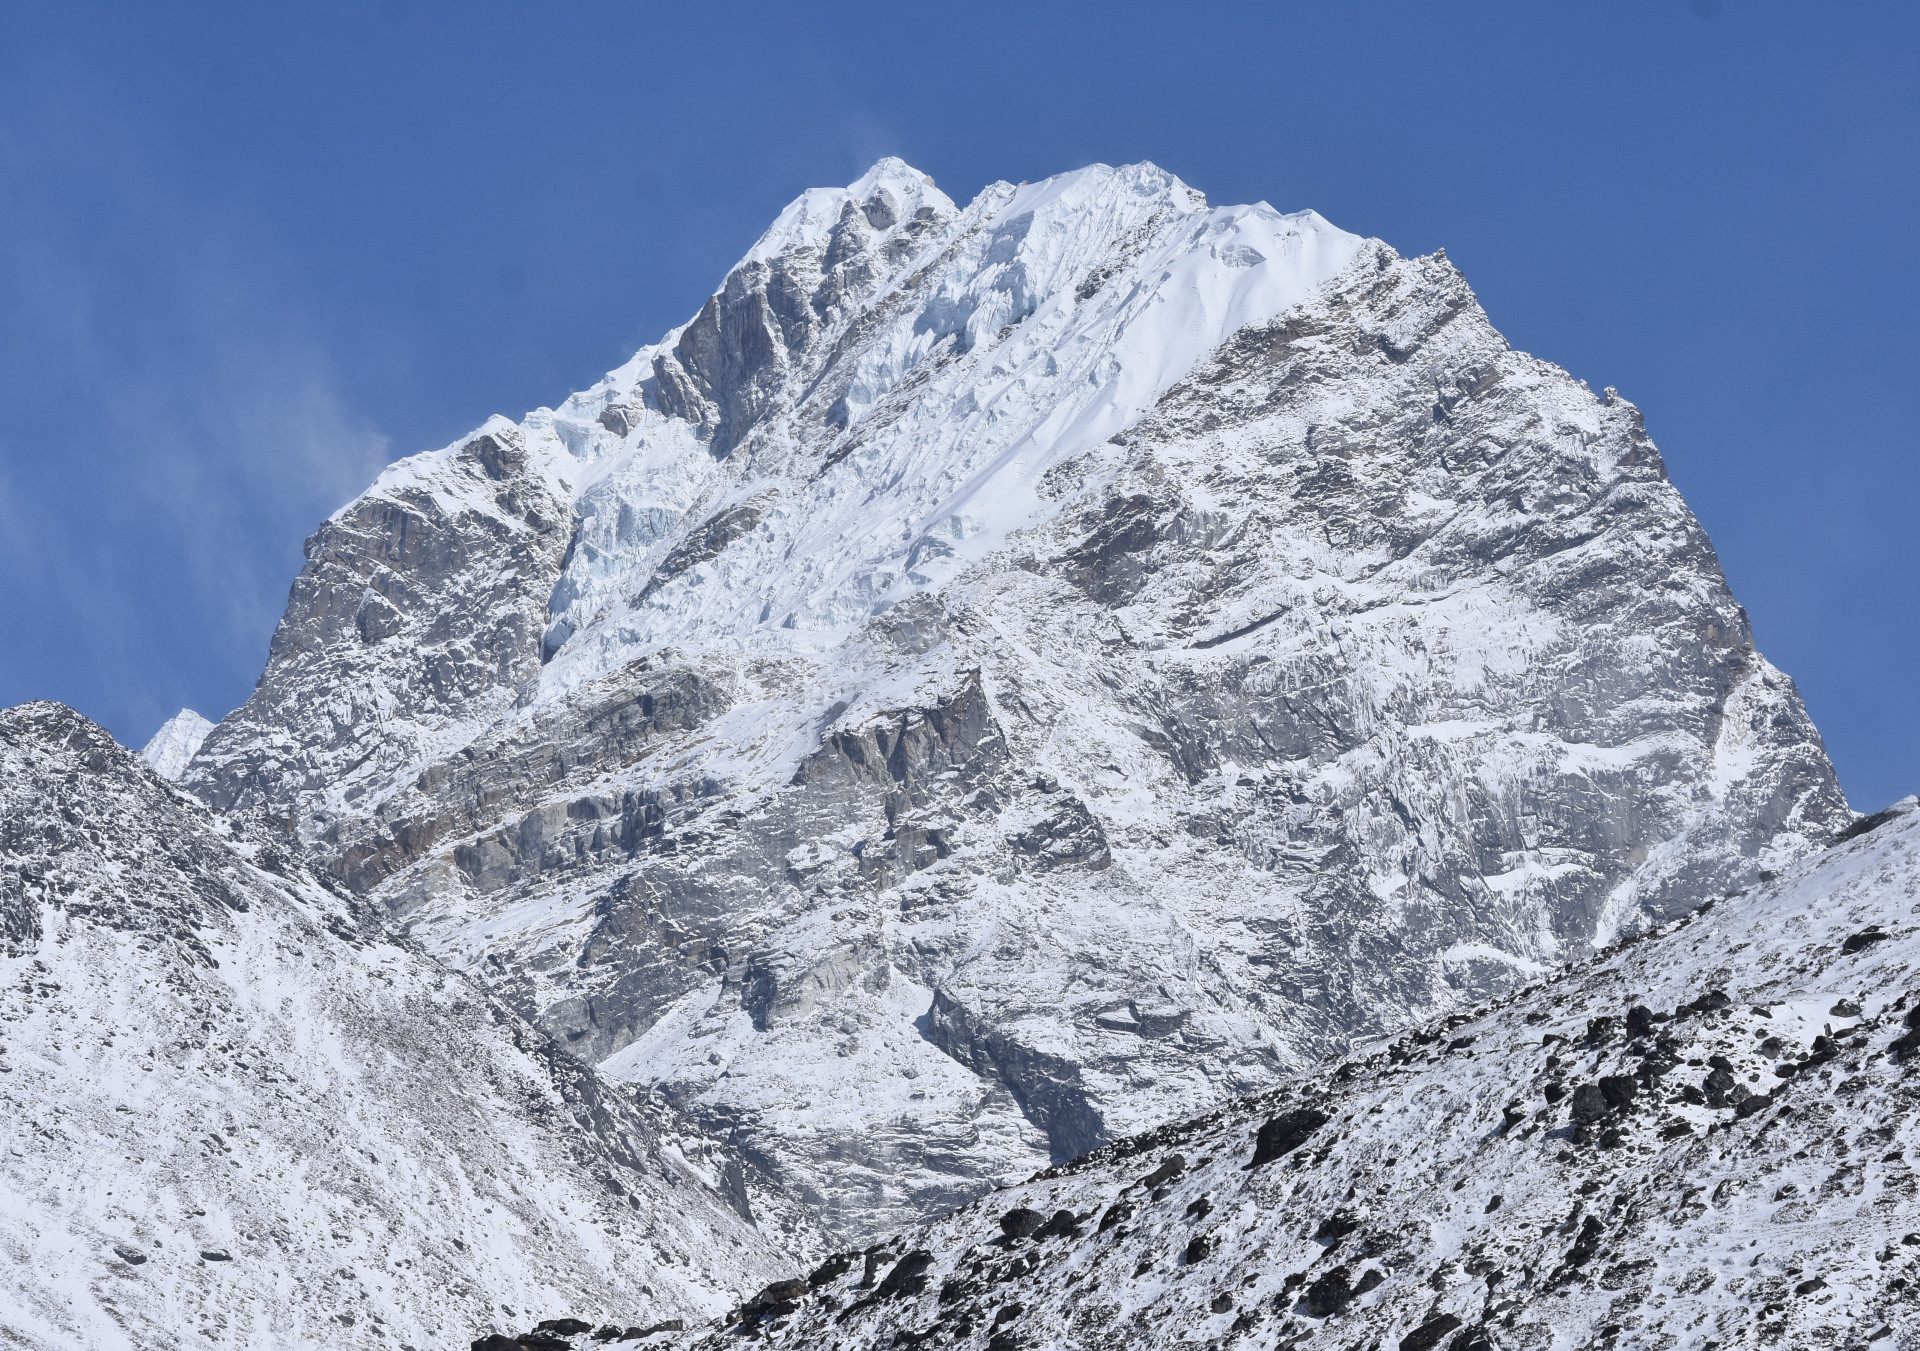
183,160,1849,1242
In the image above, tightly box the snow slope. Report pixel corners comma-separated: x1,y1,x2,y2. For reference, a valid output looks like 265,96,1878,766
0,703,808,1351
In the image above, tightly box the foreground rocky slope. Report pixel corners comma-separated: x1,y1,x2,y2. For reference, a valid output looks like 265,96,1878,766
656,799,1919,1351
0,703,807,1351
183,159,1849,1241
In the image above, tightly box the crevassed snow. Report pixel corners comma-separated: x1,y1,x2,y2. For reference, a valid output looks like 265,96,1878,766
519,160,1363,694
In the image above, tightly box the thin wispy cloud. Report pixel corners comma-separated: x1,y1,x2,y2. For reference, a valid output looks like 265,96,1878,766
0,69,388,742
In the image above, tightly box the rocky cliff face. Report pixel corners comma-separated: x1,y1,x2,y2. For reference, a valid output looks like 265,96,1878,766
682,801,1920,1351
0,703,806,1350
182,160,1850,1243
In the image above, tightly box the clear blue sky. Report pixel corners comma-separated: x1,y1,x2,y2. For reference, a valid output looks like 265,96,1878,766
1,2,1914,810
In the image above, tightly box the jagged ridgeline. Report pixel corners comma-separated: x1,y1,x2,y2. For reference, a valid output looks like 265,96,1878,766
173,158,1849,1247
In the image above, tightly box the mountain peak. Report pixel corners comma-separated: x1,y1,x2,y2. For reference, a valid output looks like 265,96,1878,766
137,707,212,779
743,156,956,266
179,160,1848,1244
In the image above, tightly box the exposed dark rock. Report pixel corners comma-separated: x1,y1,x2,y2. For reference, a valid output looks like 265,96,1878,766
878,1251,935,1298
999,1208,1046,1240
1299,1266,1354,1317
1141,1155,1186,1188
1399,1313,1463,1351
1248,1108,1329,1168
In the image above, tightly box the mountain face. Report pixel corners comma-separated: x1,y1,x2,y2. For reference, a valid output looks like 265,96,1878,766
688,802,1920,1351
180,159,1849,1244
140,708,213,780
0,703,807,1350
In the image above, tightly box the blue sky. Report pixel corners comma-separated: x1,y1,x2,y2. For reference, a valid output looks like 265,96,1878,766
0,1,1914,809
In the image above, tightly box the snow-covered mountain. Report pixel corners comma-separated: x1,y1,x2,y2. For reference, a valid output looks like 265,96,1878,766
178,159,1849,1243
139,709,212,780
0,703,808,1350
660,799,1920,1351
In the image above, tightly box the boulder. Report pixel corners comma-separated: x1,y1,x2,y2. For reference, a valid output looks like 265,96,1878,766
998,1208,1045,1240
1247,1108,1329,1168
1399,1314,1462,1351
1568,1084,1610,1125
1299,1267,1353,1317
878,1251,935,1298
